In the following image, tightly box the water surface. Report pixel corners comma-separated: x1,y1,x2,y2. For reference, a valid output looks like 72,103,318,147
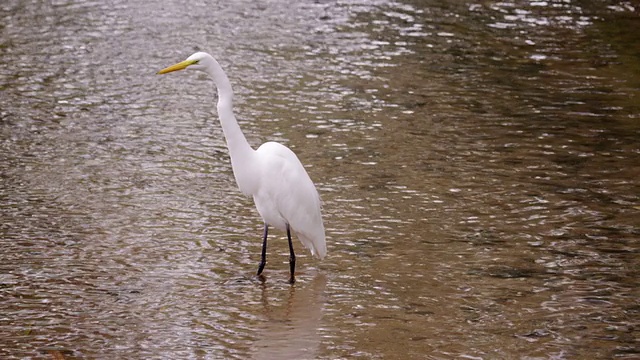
1,0,639,359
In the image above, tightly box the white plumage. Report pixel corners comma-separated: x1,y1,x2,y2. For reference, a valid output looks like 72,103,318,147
158,52,326,283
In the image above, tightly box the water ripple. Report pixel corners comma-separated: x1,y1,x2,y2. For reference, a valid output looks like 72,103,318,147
1,0,639,358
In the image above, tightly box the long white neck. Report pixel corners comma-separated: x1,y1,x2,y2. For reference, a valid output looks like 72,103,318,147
205,57,257,195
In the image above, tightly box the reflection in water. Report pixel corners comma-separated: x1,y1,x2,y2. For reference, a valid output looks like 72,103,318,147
252,273,326,360
0,0,639,359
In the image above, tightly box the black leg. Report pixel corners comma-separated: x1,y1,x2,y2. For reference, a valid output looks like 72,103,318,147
257,223,268,276
287,224,296,284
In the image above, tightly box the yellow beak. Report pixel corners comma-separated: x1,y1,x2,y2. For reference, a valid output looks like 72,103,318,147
157,59,198,74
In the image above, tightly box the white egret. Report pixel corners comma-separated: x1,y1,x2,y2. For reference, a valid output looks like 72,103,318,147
157,52,326,283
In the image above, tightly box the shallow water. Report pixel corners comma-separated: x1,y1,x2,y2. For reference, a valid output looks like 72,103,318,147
1,0,639,359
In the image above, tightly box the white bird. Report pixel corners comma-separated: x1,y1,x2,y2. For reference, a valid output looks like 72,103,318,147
157,52,326,283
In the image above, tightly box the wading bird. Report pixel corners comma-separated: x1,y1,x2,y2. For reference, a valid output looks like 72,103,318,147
158,52,326,283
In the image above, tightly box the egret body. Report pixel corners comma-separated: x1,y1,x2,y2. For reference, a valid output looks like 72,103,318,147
158,52,326,283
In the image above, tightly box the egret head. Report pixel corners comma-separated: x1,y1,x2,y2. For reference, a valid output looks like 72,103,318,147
157,52,212,74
